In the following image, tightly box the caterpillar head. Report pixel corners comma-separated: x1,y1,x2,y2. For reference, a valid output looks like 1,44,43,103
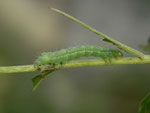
34,53,50,66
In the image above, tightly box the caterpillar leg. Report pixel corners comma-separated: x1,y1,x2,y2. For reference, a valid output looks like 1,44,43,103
40,65,54,72
55,62,64,69
103,58,111,64
49,63,62,70
107,58,112,64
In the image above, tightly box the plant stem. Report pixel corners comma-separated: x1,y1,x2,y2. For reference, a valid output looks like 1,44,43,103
0,65,35,73
51,8,145,58
1,56,150,73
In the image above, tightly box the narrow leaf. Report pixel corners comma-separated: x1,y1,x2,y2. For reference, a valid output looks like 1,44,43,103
103,38,116,45
51,8,115,45
139,93,150,113
32,69,56,91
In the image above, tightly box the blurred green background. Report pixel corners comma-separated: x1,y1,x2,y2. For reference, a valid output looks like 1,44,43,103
0,0,150,113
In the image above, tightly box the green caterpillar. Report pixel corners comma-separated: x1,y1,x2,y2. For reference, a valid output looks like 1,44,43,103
34,45,123,69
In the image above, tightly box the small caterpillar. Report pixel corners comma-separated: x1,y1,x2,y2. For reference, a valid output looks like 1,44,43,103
34,45,123,68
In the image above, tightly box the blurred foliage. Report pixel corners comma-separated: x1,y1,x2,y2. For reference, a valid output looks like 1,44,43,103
139,93,150,113
140,37,150,53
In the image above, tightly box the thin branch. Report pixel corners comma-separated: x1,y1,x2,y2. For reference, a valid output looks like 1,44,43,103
0,65,35,73
0,56,150,73
51,8,145,58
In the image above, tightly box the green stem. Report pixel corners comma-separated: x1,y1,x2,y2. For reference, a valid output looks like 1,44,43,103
51,8,145,58
1,56,150,73
0,65,35,73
